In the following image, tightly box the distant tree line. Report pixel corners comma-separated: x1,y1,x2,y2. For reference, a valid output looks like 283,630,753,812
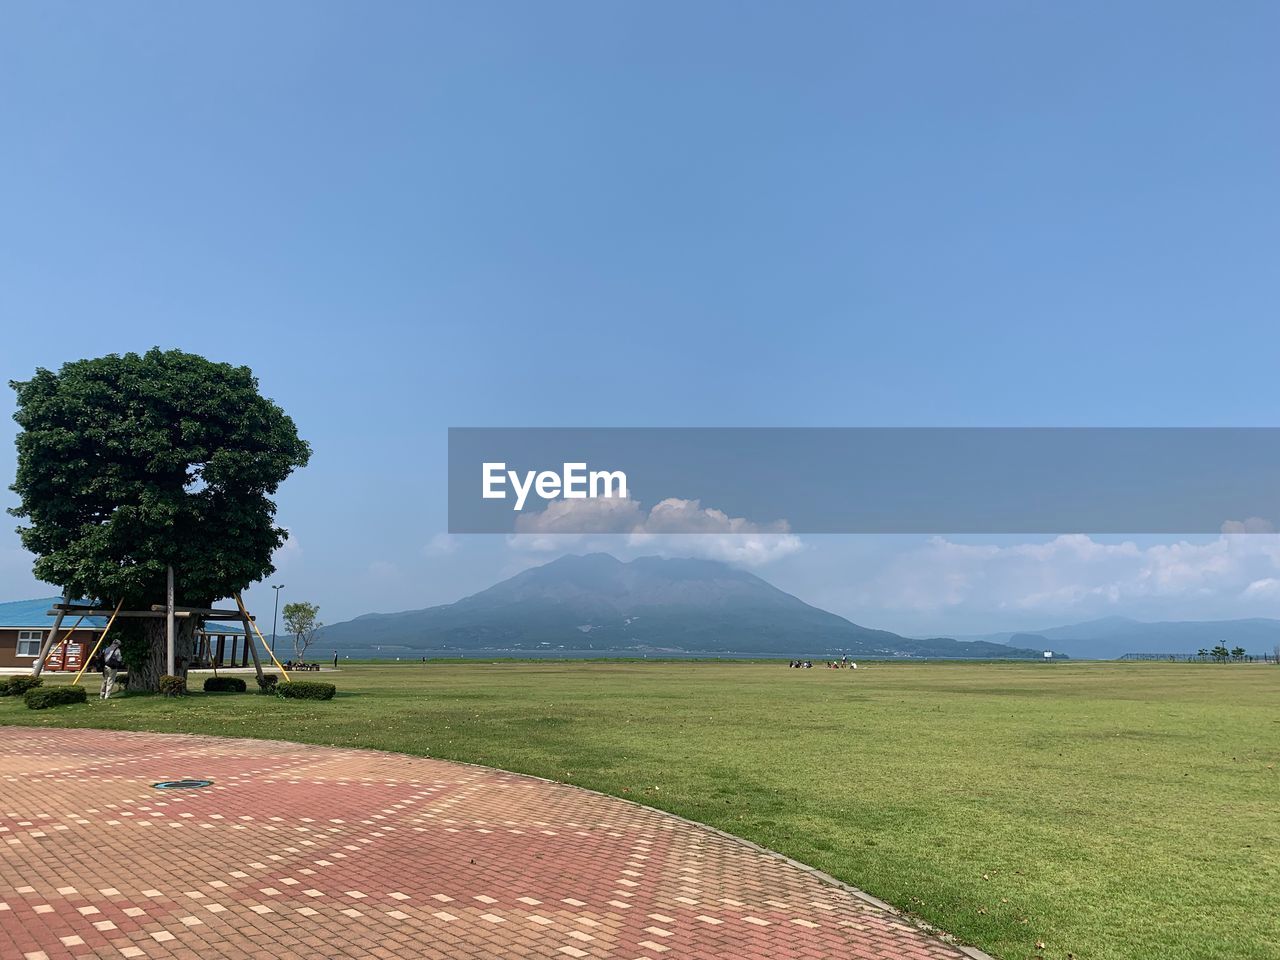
1195,644,1256,663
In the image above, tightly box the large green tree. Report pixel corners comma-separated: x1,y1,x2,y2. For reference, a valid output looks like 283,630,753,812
9,349,310,690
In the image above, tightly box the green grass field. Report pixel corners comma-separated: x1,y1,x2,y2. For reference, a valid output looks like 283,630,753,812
2,661,1276,960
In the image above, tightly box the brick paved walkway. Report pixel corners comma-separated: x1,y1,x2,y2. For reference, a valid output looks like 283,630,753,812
0,728,977,960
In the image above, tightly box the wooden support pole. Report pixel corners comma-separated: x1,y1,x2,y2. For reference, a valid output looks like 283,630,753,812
71,600,124,686
46,609,189,619
149,605,254,620
238,612,265,684
234,601,263,686
166,565,176,677
235,594,292,682
31,604,67,678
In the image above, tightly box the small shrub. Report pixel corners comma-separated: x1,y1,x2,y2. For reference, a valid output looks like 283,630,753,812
203,676,247,693
277,680,336,701
256,673,279,694
2,676,43,697
158,674,186,697
25,685,88,710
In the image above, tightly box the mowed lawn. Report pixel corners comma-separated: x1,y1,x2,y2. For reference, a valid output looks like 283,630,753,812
2,662,1276,960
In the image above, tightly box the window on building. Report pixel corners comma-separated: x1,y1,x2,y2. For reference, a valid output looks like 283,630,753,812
17,630,44,658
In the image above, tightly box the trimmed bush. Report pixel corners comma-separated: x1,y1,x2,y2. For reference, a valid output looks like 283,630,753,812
158,674,186,697
277,680,336,701
203,676,247,693
2,676,43,697
256,673,279,694
25,685,88,709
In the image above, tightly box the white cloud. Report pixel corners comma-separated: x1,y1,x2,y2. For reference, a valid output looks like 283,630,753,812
513,496,646,535
1242,577,1280,599
855,532,1280,619
273,528,302,567
423,533,460,556
657,532,803,567
508,497,803,567
1221,517,1276,534
627,498,802,566
638,498,791,536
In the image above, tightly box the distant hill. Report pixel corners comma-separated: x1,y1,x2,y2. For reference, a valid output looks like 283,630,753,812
952,616,1280,660
318,553,1043,659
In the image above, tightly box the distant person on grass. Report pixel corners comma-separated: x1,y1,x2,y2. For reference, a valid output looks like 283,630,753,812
101,637,125,700
333,650,338,669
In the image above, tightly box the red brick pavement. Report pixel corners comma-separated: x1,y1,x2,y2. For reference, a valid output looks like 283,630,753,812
0,728,979,960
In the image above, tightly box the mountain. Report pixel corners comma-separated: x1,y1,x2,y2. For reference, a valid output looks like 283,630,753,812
318,554,1043,659
952,616,1280,660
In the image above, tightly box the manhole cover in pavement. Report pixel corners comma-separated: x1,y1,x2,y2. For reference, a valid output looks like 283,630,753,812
152,779,213,790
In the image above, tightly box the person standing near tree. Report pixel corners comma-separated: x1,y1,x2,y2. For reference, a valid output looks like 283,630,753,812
101,636,126,700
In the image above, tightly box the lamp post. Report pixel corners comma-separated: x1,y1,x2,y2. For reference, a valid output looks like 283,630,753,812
270,584,284,654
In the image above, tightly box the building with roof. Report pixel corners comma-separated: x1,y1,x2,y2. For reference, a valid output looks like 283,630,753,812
0,597,248,672
0,597,105,672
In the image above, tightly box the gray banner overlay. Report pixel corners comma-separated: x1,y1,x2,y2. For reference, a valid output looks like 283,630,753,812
448,428,1280,534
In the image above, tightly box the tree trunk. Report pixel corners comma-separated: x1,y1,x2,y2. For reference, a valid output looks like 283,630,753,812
128,616,199,692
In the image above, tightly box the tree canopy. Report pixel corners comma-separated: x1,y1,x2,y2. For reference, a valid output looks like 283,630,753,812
9,349,310,681
282,601,322,660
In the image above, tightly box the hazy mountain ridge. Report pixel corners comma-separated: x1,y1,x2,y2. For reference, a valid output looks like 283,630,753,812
948,616,1280,660
318,554,1043,659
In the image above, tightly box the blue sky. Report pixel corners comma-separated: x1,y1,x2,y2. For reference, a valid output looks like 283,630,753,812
2,3,1278,634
